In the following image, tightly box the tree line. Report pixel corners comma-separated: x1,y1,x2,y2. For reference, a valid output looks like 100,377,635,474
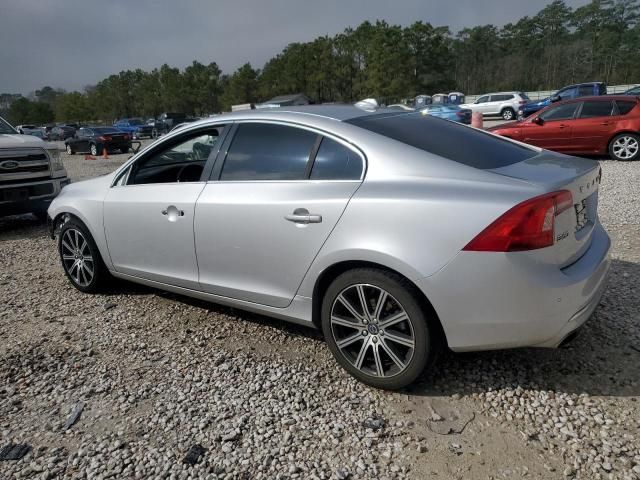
3,0,639,126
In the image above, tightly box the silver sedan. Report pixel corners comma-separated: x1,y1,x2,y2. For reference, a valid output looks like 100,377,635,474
48,105,611,389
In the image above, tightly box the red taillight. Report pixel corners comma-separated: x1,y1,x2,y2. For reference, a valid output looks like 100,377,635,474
463,190,573,252
519,100,527,105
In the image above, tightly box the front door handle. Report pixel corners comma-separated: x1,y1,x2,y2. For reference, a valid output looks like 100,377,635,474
558,124,568,129
285,208,322,224
161,206,185,219
600,122,610,126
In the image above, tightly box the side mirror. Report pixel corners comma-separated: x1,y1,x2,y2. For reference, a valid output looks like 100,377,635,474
550,95,561,103
532,116,544,125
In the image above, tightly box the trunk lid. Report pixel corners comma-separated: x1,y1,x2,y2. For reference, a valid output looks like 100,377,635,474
489,152,601,267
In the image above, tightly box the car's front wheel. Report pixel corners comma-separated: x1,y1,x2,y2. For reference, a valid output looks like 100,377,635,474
609,133,639,161
58,217,109,293
321,268,436,390
90,144,98,156
501,108,515,120
66,144,74,155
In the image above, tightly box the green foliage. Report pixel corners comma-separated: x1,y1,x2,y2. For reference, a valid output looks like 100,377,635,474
2,0,639,125
7,97,54,125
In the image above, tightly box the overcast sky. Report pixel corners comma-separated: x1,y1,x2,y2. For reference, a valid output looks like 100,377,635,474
0,0,588,95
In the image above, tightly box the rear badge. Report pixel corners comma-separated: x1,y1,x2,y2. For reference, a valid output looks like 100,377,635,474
556,231,569,242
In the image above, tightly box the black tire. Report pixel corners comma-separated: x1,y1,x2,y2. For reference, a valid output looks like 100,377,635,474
58,217,110,293
120,146,129,154
90,144,99,156
608,133,640,161
321,268,437,390
65,144,74,155
501,108,515,121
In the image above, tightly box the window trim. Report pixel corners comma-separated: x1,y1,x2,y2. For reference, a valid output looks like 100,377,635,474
208,120,367,183
110,124,231,188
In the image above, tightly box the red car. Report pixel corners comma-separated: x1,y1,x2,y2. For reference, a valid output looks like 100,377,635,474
489,95,640,161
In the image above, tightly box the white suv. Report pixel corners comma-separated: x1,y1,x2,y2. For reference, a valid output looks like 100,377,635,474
461,92,529,120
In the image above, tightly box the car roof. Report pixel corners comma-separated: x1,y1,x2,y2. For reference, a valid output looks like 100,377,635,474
554,95,637,104
219,104,408,122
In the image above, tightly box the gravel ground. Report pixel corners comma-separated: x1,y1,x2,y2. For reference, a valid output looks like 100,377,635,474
0,146,638,479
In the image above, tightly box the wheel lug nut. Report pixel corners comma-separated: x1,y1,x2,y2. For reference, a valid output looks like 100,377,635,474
363,319,368,324
362,330,368,336
372,337,378,343
380,330,385,336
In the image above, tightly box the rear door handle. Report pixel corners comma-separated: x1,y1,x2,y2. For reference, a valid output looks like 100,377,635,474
558,124,569,129
600,122,610,126
162,206,184,217
285,208,322,224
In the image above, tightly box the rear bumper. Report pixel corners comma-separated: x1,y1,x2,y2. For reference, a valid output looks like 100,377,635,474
0,177,71,216
418,222,611,351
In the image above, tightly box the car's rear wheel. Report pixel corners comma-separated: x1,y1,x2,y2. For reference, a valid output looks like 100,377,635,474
90,144,98,156
321,268,435,390
609,133,639,161
501,108,515,120
66,144,74,155
58,217,109,293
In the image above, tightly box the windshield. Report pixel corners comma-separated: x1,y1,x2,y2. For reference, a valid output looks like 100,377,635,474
0,117,17,134
346,112,537,169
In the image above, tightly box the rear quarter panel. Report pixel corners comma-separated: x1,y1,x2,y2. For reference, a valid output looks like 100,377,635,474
295,134,542,298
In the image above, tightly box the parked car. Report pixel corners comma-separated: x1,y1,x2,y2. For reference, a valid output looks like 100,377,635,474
48,106,610,389
15,124,37,134
25,129,47,140
149,112,188,137
49,125,76,141
489,96,640,161
65,127,132,156
622,85,640,96
519,82,607,119
114,118,154,139
461,92,529,120
420,104,472,124
0,115,70,219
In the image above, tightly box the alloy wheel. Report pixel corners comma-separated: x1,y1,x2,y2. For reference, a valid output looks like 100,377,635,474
330,284,415,378
66,144,73,154
503,109,514,120
60,228,94,287
612,136,639,160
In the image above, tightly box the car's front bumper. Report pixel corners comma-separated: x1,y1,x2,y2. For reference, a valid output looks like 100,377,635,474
0,177,71,217
418,222,611,351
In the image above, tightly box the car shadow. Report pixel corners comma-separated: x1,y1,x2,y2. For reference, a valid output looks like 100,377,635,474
0,214,48,240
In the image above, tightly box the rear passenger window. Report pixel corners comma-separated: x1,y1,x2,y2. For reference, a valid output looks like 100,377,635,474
580,101,614,118
310,138,363,180
220,123,317,181
616,101,636,115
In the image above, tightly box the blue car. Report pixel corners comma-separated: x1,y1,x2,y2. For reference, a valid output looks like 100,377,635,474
420,104,472,124
113,118,154,139
518,82,607,119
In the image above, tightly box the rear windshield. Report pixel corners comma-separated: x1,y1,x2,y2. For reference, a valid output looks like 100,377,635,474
519,92,530,100
346,112,537,169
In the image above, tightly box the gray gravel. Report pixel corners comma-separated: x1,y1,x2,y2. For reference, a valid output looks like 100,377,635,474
0,153,638,479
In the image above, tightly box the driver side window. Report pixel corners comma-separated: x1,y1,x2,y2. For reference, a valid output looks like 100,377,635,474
127,129,222,185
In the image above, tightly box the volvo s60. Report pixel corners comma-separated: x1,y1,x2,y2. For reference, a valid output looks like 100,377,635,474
48,106,611,389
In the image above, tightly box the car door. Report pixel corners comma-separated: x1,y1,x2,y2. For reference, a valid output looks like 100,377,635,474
75,128,91,152
570,100,616,153
485,95,503,115
472,95,490,114
103,126,225,289
522,102,579,151
194,122,365,308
